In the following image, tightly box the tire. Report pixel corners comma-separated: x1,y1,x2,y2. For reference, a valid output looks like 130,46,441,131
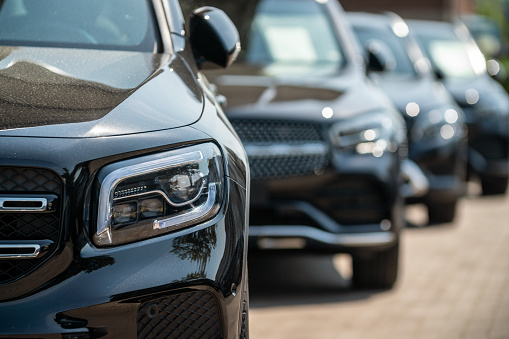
481,176,508,196
352,241,399,289
427,200,457,224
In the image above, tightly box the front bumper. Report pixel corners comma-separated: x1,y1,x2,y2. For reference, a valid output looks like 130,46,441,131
464,107,509,179
408,133,468,204
469,145,509,179
0,178,248,339
248,149,404,253
249,200,396,253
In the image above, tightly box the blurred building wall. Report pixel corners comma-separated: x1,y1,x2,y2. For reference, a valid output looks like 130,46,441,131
339,0,475,20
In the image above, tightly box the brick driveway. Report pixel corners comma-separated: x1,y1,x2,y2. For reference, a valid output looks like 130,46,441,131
248,187,509,339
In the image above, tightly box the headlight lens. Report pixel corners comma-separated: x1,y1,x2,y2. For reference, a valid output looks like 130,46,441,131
94,143,224,246
330,112,399,157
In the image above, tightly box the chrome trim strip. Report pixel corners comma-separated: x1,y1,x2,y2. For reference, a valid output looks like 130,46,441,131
0,197,47,212
0,244,41,258
249,225,395,248
244,143,328,158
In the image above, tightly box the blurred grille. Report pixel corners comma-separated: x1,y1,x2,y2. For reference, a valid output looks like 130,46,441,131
137,291,222,339
312,179,389,225
471,136,508,160
231,119,326,144
0,167,62,284
231,119,329,180
249,154,328,180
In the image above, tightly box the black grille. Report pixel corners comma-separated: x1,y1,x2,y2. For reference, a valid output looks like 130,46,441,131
0,167,61,193
231,119,329,180
231,119,325,144
471,136,509,160
0,167,62,284
138,291,222,339
312,179,389,225
249,154,329,180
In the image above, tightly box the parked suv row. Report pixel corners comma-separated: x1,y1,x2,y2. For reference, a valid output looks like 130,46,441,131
203,0,430,289
1,0,507,336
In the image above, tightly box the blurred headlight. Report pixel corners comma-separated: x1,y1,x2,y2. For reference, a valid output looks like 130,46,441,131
330,112,398,157
411,108,460,142
94,143,224,246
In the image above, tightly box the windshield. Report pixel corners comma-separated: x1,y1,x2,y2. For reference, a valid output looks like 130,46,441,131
415,25,486,79
353,25,416,75
0,0,160,52
244,0,345,73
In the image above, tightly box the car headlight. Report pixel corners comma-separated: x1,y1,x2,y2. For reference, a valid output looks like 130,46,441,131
94,143,224,246
330,112,399,157
411,108,461,142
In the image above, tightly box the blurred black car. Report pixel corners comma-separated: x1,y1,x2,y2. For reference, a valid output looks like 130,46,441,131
0,0,249,338
349,12,468,223
204,0,428,288
409,19,509,195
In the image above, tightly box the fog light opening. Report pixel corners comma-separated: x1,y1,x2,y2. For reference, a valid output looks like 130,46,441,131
146,304,159,319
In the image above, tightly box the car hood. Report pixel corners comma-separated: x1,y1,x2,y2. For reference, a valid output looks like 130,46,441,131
376,74,457,114
0,46,203,138
207,64,396,121
443,74,509,114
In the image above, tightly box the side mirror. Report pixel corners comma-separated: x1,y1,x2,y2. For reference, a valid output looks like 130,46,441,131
364,39,396,73
189,7,241,70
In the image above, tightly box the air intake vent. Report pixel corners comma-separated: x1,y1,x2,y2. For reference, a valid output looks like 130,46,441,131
138,291,222,339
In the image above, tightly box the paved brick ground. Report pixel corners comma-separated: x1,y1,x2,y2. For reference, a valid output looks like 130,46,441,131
248,187,509,338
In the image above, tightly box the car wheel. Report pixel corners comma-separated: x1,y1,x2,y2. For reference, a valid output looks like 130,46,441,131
481,176,508,196
427,200,457,224
352,241,399,289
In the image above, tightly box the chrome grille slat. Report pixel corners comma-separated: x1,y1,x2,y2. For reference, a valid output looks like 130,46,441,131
0,167,62,284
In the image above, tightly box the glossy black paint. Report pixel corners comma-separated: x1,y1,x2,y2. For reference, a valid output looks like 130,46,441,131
408,19,509,195
190,7,241,69
205,0,406,251
0,0,249,338
349,12,468,217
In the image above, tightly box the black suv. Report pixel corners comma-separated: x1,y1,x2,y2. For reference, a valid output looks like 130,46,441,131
204,0,428,288
0,0,249,338
349,12,468,223
409,19,509,195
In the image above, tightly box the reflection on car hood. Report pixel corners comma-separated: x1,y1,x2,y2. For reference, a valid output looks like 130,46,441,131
376,75,457,113
207,64,395,121
442,74,509,113
0,46,203,138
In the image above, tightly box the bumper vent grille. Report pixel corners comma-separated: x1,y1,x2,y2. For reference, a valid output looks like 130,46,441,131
138,291,223,339
231,119,329,180
312,178,389,225
0,167,62,284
